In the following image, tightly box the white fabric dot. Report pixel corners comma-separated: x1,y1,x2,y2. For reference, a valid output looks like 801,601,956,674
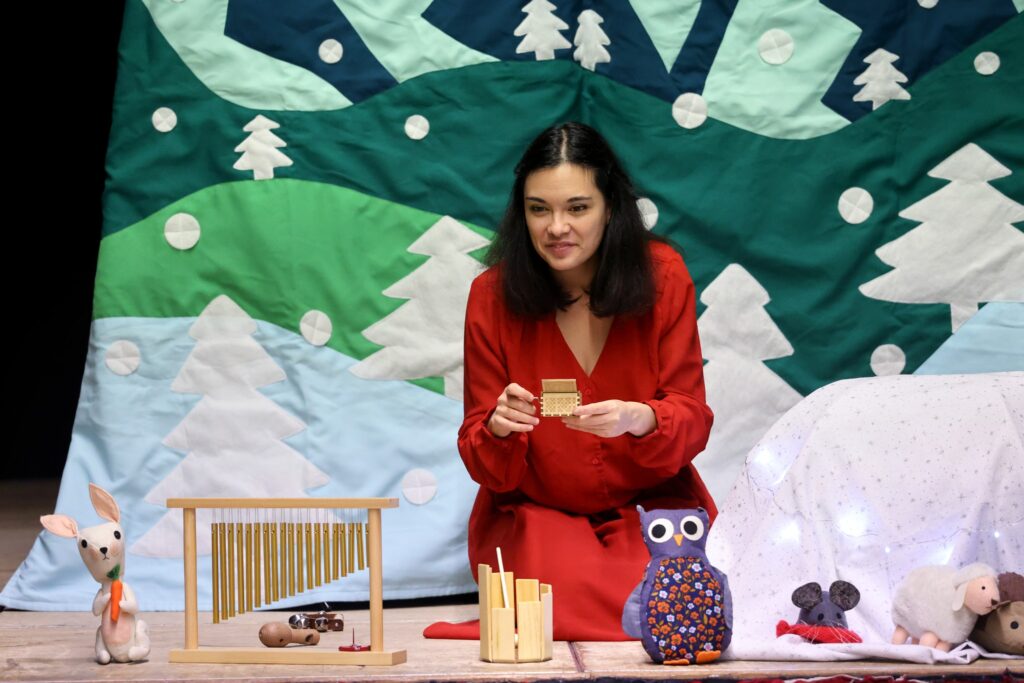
758,29,794,66
870,344,906,376
300,310,333,346
974,52,1000,76
671,93,708,130
917,0,938,8
164,213,201,250
838,187,874,224
105,341,141,376
319,39,343,64
152,107,177,133
401,468,438,505
637,197,659,230
404,115,430,140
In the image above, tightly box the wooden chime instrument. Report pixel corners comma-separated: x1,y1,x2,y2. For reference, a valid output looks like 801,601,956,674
207,506,369,624
167,497,406,666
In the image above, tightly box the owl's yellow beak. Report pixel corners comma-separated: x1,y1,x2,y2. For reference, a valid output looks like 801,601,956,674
673,534,683,546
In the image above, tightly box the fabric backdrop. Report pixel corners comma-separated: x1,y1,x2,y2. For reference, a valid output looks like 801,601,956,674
2,0,1021,611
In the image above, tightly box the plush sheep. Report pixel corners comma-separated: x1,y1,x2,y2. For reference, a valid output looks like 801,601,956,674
891,562,1001,651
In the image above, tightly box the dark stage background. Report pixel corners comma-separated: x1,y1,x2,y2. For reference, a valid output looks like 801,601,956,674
8,1,125,479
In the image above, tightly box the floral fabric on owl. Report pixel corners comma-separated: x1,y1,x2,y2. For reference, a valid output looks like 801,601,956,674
644,557,727,663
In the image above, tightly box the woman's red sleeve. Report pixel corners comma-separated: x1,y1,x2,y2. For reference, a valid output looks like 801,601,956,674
631,254,714,477
456,274,530,492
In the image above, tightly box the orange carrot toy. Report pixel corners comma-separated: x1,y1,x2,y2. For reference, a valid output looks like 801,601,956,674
107,564,123,622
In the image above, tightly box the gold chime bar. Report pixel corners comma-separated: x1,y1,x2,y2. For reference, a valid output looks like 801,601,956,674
198,502,376,622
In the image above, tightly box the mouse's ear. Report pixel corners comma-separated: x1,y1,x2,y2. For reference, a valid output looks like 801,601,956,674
792,582,822,609
41,514,79,538
89,484,120,523
829,580,861,610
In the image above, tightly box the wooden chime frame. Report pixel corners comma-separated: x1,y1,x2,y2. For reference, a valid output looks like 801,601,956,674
167,497,406,665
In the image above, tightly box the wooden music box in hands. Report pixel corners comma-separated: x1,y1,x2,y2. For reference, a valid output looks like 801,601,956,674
539,379,581,417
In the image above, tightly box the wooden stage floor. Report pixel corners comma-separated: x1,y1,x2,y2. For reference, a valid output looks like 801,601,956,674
2,481,1021,682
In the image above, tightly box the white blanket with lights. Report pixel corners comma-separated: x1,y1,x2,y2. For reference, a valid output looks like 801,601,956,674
707,372,1024,663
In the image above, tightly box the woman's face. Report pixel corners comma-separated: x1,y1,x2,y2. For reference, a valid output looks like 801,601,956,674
523,163,609,288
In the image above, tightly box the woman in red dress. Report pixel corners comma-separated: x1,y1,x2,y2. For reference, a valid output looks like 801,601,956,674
431,122,714,641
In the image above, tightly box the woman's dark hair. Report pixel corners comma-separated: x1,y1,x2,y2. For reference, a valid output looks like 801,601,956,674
487,121,659,318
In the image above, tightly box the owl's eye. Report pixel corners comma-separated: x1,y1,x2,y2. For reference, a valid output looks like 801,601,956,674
647,518,674,543
680,515,705,541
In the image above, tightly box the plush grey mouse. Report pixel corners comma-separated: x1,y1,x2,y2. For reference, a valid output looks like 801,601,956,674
793,580,861,628
776,580,863,643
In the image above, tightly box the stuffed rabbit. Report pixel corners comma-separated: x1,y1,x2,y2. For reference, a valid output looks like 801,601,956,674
40,483,150,663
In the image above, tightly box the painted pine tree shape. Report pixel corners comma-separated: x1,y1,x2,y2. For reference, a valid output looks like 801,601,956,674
132,295,329,557
350,216,489,401
852,48,911,110
573,9,611,71
860,143,1024,332
514,0,571,60
696,264,802,503
233,114,293,180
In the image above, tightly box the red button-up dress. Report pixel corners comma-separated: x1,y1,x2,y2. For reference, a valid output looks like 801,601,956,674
458,240,715,641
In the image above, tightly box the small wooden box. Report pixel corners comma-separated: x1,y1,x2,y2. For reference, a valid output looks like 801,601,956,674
540,379,581,417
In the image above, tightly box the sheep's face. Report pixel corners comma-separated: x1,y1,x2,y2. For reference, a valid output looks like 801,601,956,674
964,575,1001,615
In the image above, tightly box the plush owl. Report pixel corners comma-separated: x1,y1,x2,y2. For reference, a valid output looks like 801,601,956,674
621,506,733,665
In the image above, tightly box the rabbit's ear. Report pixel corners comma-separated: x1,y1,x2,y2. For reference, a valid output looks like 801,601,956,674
829,581,861,610
89,484,120,523
41,514,79,538
952,582,968,610
792,582,822,609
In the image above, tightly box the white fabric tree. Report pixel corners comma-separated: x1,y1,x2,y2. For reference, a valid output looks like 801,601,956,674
573,9,611,71
233,114,293,180
695,264,802,502
350,216,489,400
132,295,329,557
514,0,571,60
860,143,1024,332
852,48,911,110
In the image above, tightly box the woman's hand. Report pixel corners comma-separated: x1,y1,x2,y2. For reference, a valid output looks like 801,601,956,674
562,400,656,438
487,383,539,438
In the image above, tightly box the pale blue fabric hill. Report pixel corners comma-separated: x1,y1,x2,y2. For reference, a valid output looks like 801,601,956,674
915,303,1024,375
1,316,476,611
